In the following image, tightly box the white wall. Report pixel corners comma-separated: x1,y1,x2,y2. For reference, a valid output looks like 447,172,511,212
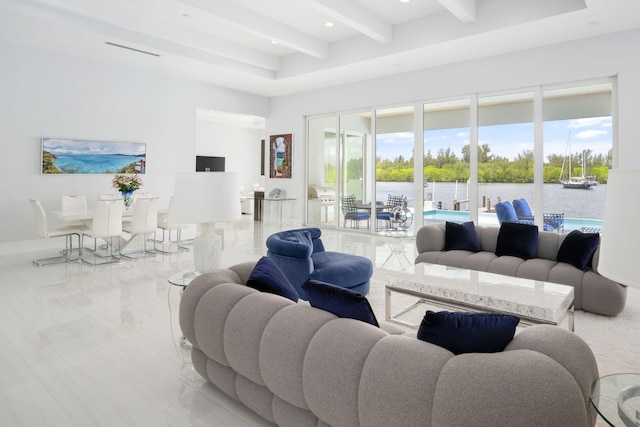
196,112,266,193
0,40,268,246
267,29,640,221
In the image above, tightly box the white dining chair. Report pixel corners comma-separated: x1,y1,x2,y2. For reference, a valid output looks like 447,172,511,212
29,199,87,266
60,195,88,227
132,192,151,204
155,196,189,253
81,199,123,265
121,196,158,258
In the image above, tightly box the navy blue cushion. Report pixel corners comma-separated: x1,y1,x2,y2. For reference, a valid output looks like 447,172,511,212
377,211,391,220
495,222,538,260
557,230,600,270
246,257,299,302
302,280,378,327
417,311,520,355
444,221,480,252
346,211,370,220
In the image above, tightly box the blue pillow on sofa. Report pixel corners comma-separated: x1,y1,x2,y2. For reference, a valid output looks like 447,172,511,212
302,280,379,327
444,221,480,252
247,257,299,302
557,230,600,270
495,222,538,260
417,311,520,355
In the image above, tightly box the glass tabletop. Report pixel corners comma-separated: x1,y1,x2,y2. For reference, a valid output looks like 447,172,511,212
591,373,640,426
167,270,198,288
378,229,414,238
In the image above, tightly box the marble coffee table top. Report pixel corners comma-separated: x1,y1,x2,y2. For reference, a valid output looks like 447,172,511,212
387,262,574,323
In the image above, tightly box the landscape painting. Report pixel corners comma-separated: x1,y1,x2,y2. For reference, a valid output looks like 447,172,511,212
269,133,292,178
42,138,146,174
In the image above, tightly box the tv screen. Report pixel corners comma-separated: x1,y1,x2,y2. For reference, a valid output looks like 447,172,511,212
196,156,225,172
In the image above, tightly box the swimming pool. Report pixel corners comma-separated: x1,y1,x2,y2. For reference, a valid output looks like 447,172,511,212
422,209,602,232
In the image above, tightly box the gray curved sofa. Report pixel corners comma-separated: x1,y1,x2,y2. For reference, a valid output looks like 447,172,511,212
180,261,599,427
415,223,627,316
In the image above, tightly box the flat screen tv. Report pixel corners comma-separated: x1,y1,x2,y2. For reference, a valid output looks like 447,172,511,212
196,156,225,172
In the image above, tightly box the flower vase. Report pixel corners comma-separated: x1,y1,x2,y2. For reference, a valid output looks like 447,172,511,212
121,190,134,210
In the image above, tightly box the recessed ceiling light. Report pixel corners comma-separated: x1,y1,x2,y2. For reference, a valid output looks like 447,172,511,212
400,0,410,3
271,40,278,44
325,22,334,27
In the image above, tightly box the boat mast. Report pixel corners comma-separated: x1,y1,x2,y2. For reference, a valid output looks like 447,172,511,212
560,131,572,183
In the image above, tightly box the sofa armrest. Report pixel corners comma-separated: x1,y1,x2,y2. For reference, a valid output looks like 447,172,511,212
179,265,248,347
416,223,446,254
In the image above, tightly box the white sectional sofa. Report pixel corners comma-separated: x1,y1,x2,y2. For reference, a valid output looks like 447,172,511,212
415,223,627,316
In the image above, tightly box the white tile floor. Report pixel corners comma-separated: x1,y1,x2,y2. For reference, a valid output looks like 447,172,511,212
0,217,417,427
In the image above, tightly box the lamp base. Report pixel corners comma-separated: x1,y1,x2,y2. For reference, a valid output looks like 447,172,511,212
193,223,222,274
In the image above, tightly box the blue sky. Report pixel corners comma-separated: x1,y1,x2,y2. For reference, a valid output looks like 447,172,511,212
43,138,146,156
376,116,612,162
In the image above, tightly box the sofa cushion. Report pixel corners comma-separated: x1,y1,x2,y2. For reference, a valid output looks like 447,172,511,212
247,256,299,302
302,280,378,327
417,311,520,355
512,198,533,218
445,221,481,252
310,251,373,288
495,201,519,222
495,222,538,260
557,230,600,270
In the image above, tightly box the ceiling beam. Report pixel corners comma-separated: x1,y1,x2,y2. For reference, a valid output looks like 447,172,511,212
304,0,392,43
4,0,278,76
438,0,476,23
180,0,329,58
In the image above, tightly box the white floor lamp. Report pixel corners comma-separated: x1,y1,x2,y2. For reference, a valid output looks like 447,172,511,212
173,172,241,274
597,169,640,426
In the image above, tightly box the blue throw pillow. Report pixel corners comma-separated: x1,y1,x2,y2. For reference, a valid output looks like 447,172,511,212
247,257,299,302
444,221,481,252
302,280,379,327
417,311,520,355
557,230,600,270
495,222,538,260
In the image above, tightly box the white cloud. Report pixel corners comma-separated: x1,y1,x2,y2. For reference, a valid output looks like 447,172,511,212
575,130,607,139
568,117,611,128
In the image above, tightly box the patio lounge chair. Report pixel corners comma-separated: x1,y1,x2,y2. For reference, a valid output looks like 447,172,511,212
512,198,564,233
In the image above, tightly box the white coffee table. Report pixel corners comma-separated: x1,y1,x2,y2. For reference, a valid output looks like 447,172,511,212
385,262,575,331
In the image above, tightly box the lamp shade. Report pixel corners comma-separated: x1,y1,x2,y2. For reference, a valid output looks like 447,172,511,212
172,172,241,224
598,169,640,288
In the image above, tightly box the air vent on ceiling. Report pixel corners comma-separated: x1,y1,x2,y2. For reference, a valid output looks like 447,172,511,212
104,42,160,57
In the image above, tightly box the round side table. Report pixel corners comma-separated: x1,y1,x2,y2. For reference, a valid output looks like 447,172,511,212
591,373,640,426
167,270,199,348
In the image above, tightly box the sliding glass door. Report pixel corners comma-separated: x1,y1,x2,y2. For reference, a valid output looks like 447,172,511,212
423,99,471,222
306,77,615,233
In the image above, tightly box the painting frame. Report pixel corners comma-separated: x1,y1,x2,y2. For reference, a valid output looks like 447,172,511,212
41,137,147,175
269,133,292,179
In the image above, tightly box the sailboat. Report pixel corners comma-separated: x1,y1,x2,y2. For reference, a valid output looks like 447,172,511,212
559,132,597,189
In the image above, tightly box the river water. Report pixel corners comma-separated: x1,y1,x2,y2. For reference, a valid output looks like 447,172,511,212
376,181,607,220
